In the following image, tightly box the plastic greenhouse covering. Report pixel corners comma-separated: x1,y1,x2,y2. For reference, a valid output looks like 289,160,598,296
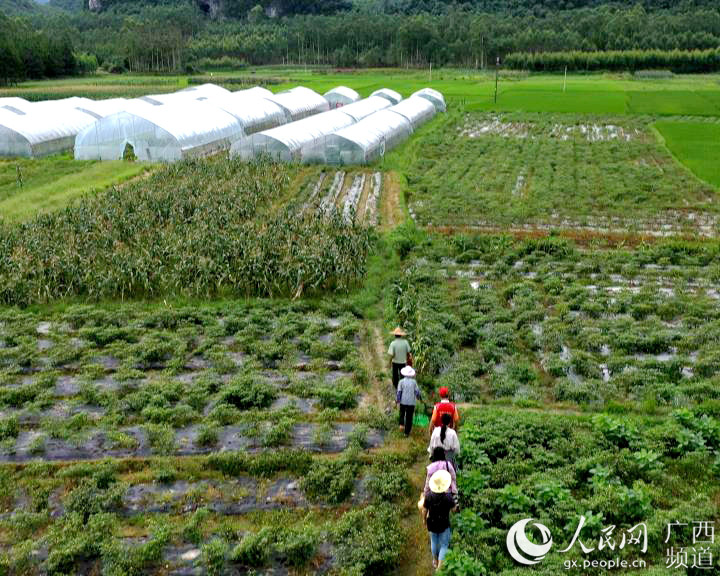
263,86,329,122
324,86,360,108
370,88,403,105
231,108,355,162
140,84,232,106
74,100,243,162
75,98,132,119
308,109,413,165
0,97,33,115
0,106,99,157
411,88,447,112
202,92,287,135
336,96,392,122
388,96,436,130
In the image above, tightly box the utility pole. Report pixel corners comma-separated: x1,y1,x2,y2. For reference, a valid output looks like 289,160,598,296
563,65,567,92
494,56,500,104
429,62,432,82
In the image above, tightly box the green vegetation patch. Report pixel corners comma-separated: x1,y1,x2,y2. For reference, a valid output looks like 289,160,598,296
655,121,720,188
387,111,718,233
0,156,372,305
452,406,720,574
0,156,148,222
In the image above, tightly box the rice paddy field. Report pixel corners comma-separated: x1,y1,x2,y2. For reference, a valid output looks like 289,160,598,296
0,68,719,575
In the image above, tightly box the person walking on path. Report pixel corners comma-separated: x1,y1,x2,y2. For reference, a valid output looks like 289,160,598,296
422,469,456,571
388,327,412,390
424,447,458,497
430,386,460,431
396,365,422,437
428,413,460,468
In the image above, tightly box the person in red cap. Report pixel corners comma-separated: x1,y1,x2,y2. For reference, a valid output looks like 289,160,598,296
430,386,460,432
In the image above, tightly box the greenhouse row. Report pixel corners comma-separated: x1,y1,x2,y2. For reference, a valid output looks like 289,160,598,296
235,88,444,165
0,84,445,163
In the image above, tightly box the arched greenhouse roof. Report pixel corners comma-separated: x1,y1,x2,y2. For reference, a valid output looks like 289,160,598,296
324,86,360,108
370,88,403,105
75,98,131,119
411,88,447,112
0,106,99,157
388,96,436,129
202,92,288,135
231,108,354,163
317,109,414,165
337,96,392,122
74,100,243,162
179,83,232,99
263,86,329,122
0,97,32,115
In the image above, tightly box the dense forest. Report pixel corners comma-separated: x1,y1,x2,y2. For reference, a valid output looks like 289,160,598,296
1,0,720,82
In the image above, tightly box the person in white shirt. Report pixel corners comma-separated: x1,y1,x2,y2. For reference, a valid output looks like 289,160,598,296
428,412,460,467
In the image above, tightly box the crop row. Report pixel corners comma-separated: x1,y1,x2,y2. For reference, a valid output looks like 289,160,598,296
0,156,373,305
396,111,718,235
390,231,720,411
441,405,720,575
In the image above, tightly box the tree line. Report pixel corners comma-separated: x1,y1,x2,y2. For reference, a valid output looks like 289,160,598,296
0,13,90,85
4,0,720,79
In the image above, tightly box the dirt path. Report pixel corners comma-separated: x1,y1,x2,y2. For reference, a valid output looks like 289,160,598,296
361,323,434,576
381,172,405,231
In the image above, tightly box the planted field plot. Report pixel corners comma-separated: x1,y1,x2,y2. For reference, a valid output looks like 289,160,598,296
393,111,719,237
301,168,383,226
0,157,374,305
0,302,411,575
391,234,720,411
0,156,148,222
444,406,720,574
655,120,720,188
0,303,378,460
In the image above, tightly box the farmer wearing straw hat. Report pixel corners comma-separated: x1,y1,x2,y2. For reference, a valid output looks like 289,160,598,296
396,365,422,436
388,326,412,390
422,469,456,571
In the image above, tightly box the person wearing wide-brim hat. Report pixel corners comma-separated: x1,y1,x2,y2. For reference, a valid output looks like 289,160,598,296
422,469,455,571
388,327,412,391
396,365,422,437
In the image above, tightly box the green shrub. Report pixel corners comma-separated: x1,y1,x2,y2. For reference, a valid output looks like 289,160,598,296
276,523,319,567
0,416,19,441
202,539,227,576
183,508,210,545
437,549,487,576
220,376,277,410
315,380,358,409
333,504,405,575
196,424,219,447
302,458,358,504
365,455,411,503
231,528,273,566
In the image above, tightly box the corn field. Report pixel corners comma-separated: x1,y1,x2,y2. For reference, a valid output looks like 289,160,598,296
0,156,372,305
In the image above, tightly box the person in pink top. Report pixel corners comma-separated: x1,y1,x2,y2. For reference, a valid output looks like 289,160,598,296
423,447,457,497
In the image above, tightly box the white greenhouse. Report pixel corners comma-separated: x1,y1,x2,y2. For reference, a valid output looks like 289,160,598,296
324,86,360,108
411,88,446,112
74,98,132,119
202,93,287,135
388,97,436,129
337,96,392,122
141,83,232,106
0,97,33,115
263,86,329,122
232,108,355,162
314,109,414,165
370,88,403,105
0,107,99,157
74,100,243,162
